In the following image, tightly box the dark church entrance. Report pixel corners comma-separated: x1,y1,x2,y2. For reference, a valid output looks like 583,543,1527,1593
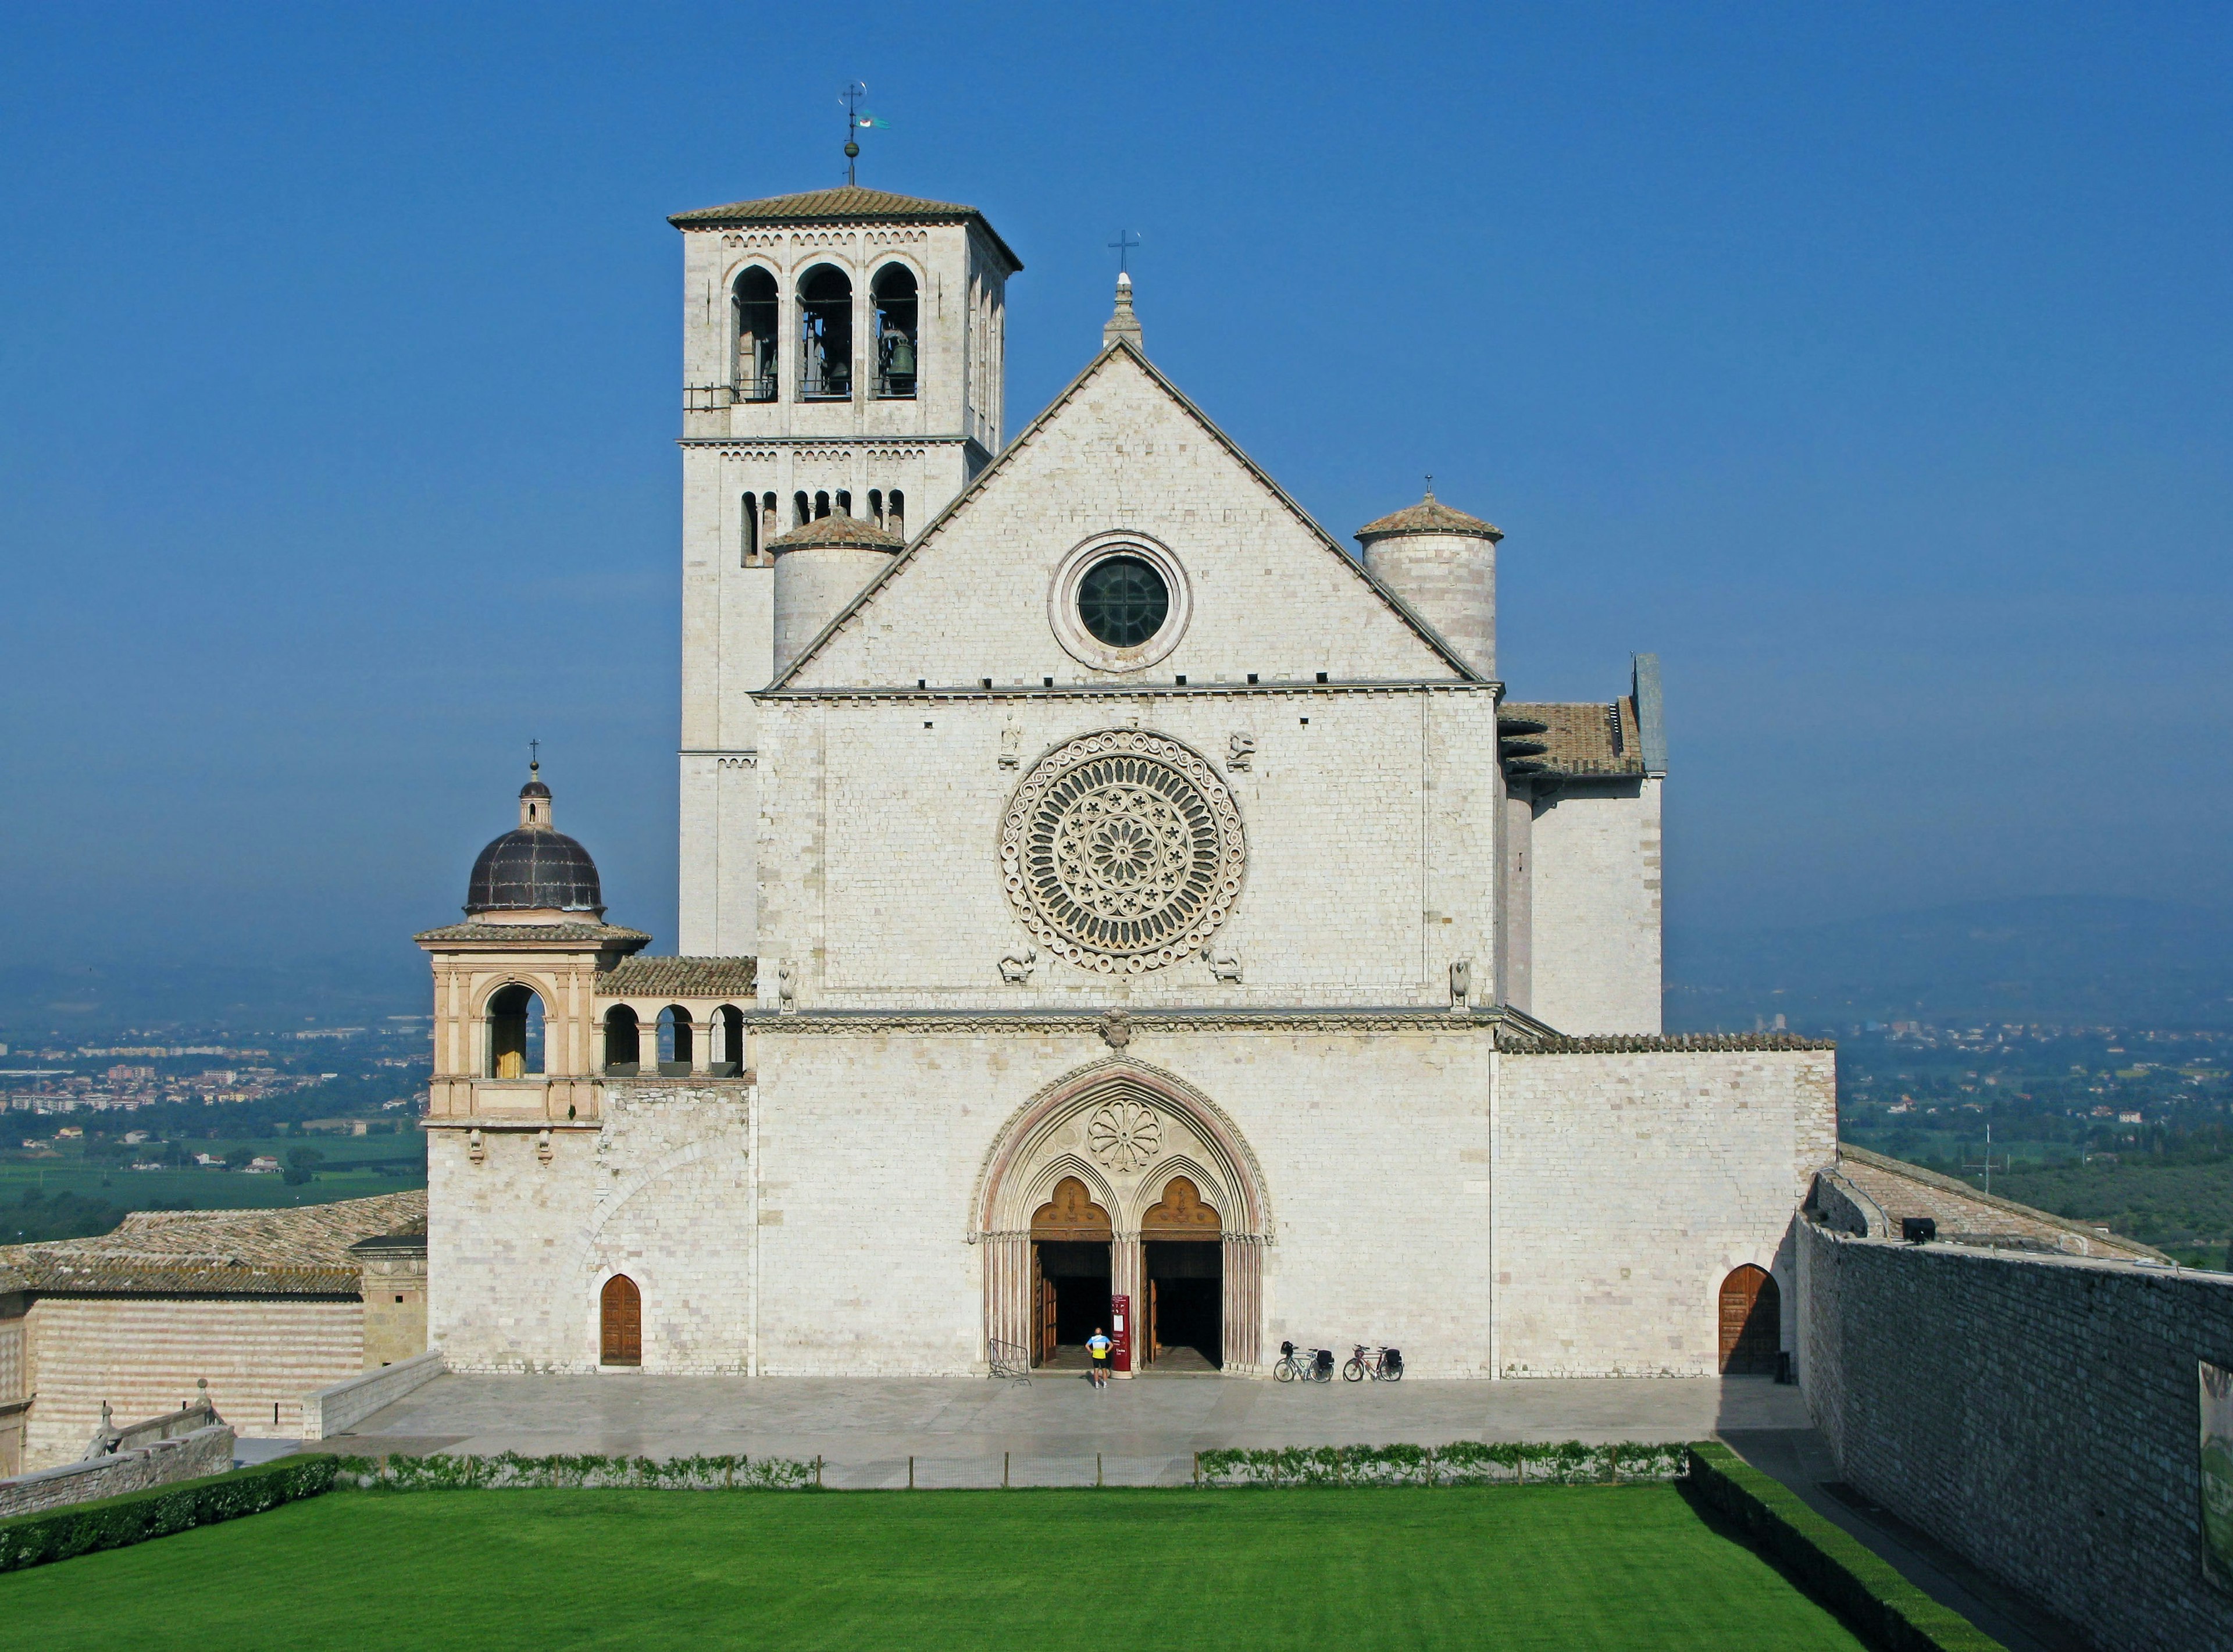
1029,1177,1112,1369
1142,1176,1223,1371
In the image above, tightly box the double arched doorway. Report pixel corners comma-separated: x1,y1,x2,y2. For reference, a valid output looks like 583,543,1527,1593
1026,1173,1226,1370
976,1059,1271,1376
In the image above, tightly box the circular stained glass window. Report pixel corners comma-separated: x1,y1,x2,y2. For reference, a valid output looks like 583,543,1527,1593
1075,556,1170,648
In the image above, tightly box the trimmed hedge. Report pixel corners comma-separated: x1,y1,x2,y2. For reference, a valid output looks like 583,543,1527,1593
0,1455,337,1573
330,1451,817,1490
1197,1440,1688,1487
1685,1444,2006,1652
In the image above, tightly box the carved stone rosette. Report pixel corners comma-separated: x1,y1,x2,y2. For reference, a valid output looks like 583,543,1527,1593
999,730,1246,975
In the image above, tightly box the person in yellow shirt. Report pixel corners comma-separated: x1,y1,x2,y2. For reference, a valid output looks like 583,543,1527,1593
1086,1326,1112,1389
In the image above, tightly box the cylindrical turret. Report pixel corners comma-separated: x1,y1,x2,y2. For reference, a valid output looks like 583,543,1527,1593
768,513,904,679
1354,490,1504,680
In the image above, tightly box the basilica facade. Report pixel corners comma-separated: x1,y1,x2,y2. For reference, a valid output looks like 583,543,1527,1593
415,184,1834,1380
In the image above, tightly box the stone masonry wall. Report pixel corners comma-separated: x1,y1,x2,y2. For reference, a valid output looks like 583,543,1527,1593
1525,777,1663,1035
430,1080,754,1374
0,1423,236,1519
1494,1048,1835,1376
20,1298,363,1470
761,688,1500,1009
1798,1222,2233,1652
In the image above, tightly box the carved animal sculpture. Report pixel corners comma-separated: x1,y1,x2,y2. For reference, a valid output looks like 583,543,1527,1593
1207,951,1243,983
998,947,1038,983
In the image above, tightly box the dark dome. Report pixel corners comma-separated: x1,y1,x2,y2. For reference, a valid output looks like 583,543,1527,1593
466,827,602,916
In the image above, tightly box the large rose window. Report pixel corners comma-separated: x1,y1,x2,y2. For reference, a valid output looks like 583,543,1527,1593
1001,731,1245,973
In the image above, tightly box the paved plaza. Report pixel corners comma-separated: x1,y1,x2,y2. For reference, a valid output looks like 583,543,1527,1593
342,1372,1807,1488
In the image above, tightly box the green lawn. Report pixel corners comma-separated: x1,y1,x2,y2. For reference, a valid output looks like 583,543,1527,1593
0,1485,1867,1650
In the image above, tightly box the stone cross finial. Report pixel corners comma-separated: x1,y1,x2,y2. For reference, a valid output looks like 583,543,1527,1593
1103,273,1143,353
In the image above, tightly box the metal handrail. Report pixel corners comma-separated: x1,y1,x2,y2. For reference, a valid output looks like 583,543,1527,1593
684,379,777,411
875,372,917,399
986,1337,1032,1383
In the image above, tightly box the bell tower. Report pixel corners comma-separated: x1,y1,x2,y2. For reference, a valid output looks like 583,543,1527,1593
669,183,1023,957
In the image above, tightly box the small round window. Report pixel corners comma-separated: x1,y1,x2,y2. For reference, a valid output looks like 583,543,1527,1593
1076,556,1169,648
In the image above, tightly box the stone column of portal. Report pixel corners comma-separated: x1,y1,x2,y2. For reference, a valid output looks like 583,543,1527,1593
1222,1236,1263,1375
982,1233,1029,1366
1110,1235,1144,1378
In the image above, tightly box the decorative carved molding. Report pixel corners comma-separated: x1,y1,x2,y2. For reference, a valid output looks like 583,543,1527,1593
1086,1099,1161,1173
1097,1010,1134,1049
1000,730,1246,975
1029,1175,1112,1241
1142,1175,1221,1236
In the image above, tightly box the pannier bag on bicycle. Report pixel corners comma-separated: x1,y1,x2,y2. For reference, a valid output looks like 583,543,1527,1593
1383,1347,1402,1378
1314,1347,1334,1379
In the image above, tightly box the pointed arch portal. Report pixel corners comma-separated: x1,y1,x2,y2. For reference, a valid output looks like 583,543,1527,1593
974,1059,1270,1375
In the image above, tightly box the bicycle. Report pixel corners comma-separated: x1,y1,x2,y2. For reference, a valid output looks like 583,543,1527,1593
1342,1344,1404,1382
1274,1340,1336,1383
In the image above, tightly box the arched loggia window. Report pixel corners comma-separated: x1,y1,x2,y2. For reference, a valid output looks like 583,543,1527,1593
711,1005,745,1076
797,265,852,400
657,1006,694,1075
732,267,777,401
486,984,545,1079
873,265,918,398
603,1006,641,1075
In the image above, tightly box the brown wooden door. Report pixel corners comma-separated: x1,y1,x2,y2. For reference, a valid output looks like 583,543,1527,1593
1030,1245,1053,1366
601,1274,641,1366
1148,1278,1160,1364
1718,1266,1779,1375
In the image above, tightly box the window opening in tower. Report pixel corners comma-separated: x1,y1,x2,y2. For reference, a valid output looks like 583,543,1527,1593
797,266,853,400
873,265,918,398
732,267,778,402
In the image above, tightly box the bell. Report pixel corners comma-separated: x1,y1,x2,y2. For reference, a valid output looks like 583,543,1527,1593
885,332,915,376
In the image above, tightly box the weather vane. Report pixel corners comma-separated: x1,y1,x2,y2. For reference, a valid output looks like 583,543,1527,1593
1108,229,1142,275
840,83,888,186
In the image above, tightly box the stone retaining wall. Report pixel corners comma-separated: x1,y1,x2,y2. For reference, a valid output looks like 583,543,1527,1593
302,1350,444,1440
0,1423,236,1520
1798,1220,2233,1652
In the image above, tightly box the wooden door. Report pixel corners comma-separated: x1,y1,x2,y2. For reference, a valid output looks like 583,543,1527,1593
600,1274,641,1366
1718,1266,1779,1375
1031,1245,1055,1366
1148,1278,1160,1365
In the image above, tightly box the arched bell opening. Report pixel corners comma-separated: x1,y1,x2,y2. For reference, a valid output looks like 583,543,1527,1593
655,1005,694,1076
484,983,545,1079
731,266,777,401
1142,1175,1222,1371
1028,1175,1112,1369
796,264,852,401
1718,1264,1781,1375
872,263,918,398
602,1005,641,1076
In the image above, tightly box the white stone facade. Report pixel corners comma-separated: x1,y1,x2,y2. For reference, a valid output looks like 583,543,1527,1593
420,183,1834,1383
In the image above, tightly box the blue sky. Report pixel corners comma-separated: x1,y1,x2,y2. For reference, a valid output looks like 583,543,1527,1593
2,2,2228,977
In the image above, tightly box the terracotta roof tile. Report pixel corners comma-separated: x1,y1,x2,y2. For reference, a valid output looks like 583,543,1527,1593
1499,700,1646,779
414,921,650,947
765,515,903,553
1355,493,1503,543
667,186,1021,270
0,1191,426,1297
597,957,759,1000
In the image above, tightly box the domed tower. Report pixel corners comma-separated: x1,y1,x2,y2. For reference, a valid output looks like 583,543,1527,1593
766,512,904,678
415,763,647,1132
1354,489,1504,680
464,762,605,922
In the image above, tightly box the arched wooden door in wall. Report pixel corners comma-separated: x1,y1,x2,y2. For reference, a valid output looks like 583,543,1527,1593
1718,1266,1779,1375
601,1275,642,1367
1029,1177,1112,1369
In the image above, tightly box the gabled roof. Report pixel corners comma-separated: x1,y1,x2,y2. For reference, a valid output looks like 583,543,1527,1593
764,341,1489,690
668,185,1022,271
